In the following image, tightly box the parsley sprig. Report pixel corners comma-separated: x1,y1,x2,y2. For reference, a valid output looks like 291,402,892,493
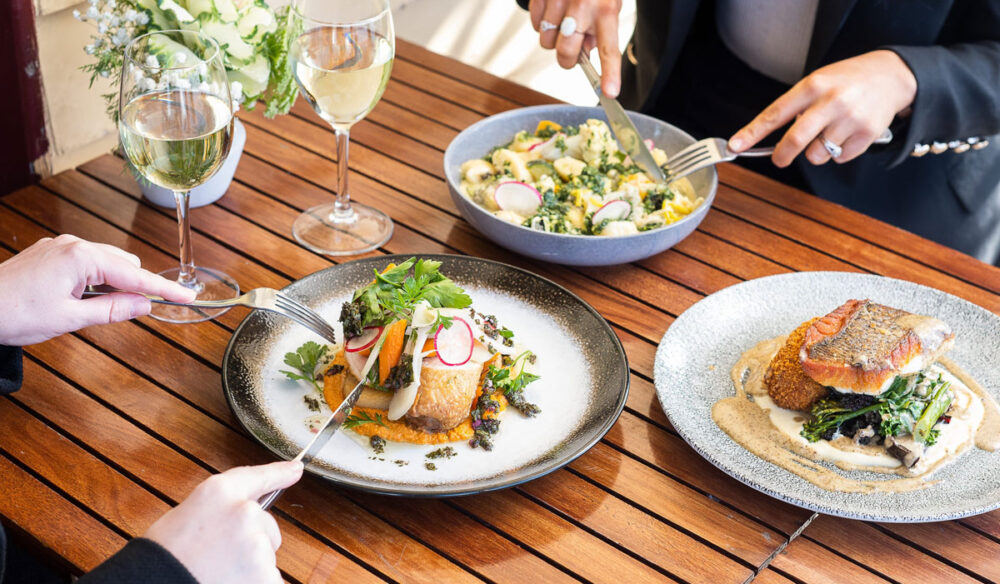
280,341,329,393
340,258,471,338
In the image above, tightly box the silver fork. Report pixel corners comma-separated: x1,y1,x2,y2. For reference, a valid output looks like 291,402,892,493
665,129,893,183
84,285,338,345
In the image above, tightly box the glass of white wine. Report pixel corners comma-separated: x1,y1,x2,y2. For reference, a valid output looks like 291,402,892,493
119,30,240,323
288,0,395,255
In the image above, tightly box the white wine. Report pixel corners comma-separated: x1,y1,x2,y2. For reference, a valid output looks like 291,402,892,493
291,29,393,127
120,91,233,192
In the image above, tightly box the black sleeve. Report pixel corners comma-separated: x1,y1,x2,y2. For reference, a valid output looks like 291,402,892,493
884,3,1000,166
0,346,23,395
516,0,528,10
77,538,198,584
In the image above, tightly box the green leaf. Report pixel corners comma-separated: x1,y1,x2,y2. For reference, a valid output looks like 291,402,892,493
421,279,472,309
343,411,388,429
280,341,329,393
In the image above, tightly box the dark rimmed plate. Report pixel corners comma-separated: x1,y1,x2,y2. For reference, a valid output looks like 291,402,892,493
654,271,1000,522
223,254,629,496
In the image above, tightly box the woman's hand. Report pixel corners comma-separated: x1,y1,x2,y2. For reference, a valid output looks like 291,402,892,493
729,50,918,166
0,235,196,346
145,461,304,584
529,0,623,97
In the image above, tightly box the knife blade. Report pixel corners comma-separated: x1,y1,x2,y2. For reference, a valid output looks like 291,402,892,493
577,52,667,183
258,332,384,510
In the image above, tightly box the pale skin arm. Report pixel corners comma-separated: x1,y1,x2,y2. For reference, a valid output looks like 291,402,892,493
529,0,623,98
0,234,196,346
728,50,918,166
145,461,304,584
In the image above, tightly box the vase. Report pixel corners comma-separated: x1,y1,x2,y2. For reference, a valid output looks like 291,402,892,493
138,117,246,209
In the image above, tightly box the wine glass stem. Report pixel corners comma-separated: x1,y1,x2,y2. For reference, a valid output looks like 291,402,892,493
172,190,200,289
333,127,353,219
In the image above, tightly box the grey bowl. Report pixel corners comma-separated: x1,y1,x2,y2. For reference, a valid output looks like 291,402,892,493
443,105,718,266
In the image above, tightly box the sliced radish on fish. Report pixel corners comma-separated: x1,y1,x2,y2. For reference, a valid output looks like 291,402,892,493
434,317,474,366
591,200,631,224
494,181,541,216
345,326,382,353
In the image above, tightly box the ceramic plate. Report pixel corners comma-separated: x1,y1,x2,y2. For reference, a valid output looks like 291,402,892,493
654,271,1000,522
223,255,629,496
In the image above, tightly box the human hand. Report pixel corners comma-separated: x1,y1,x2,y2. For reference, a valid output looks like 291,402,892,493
529,0,623,97
144,461,304,584
0,234,196,346
728,50,917,167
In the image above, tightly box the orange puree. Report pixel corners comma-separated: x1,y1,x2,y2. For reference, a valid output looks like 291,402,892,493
322,354,506,445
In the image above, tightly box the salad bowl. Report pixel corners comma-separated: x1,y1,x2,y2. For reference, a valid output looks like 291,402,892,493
443,105,718,266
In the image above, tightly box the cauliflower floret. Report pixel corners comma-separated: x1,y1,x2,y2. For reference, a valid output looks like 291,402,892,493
491,148,532,182
579,119,619,165
536,174,557,194
598,220,639,237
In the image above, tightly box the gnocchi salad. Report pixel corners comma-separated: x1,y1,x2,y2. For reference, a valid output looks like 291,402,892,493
459,119,702,236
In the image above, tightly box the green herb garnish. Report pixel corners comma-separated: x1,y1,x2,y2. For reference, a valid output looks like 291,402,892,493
280,341,329,393
343,411,388,429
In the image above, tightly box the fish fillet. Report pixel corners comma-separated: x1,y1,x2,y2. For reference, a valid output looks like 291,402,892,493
799,299,954,395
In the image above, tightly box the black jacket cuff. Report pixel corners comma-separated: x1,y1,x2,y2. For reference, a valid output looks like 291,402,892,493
0,346,23,395
77,538,198,584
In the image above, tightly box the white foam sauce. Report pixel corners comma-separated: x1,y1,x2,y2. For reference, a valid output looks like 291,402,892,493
757,364,984,472
259,286,592,485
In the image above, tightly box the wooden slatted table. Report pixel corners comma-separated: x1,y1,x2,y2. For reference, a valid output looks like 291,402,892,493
3,40,1000,584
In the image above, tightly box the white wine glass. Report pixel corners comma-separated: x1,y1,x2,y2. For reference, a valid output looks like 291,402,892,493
119,30,240,323
288,0,395,255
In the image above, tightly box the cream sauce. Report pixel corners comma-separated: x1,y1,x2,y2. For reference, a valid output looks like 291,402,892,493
713,336,1000,493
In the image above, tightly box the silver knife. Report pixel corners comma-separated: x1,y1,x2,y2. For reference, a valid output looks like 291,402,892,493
257,334,383,509
578,52,667,183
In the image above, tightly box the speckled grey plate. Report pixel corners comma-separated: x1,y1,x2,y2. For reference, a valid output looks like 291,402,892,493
223,254,629,497
443,105,718,266
655,271,1000,522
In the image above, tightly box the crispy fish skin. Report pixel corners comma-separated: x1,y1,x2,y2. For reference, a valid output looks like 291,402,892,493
799,299,954,394
765,319,829,411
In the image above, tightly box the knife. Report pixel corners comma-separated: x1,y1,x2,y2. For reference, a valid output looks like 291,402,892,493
577,52,667,183
257,333,384,510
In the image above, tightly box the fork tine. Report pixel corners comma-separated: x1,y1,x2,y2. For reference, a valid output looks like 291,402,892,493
665,142,705,168
669,157,718,183
275,294,338,342
668,150,714,179
666,144,710,173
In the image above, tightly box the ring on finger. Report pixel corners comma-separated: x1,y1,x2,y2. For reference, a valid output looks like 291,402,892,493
539,19,558,32
559,16,579,36
821,135,843,159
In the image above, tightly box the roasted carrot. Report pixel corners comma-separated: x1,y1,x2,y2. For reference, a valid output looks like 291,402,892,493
379,319,408,383
322,349,349,411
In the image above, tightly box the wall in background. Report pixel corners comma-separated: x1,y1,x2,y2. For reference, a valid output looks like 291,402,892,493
32,0,636,175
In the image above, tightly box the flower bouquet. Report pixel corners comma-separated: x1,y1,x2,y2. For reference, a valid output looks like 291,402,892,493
75,0,298,121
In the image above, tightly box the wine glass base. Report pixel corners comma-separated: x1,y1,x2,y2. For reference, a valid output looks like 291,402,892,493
292,202,393,256
150,266,240,324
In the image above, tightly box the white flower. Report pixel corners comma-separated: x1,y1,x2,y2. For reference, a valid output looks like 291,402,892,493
230,80,244,100
98,21,108,34
86,6,99,19
73,9,84,20
106,0,116,9
175,52,187,64
145,54,159,68
135,12,149,25
124,9,137,22
197,82,210,93
101,11,112,22
112,27,130,46
84,44,96,55
140,77,156,91
174,77,191,89
88,0,98,5
109,15,120,27
99,70,109,78
196,62,207,76
132,68,145,81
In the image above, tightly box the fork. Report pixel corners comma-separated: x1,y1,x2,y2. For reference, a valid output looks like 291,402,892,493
84,285,338,345
665,129,894,183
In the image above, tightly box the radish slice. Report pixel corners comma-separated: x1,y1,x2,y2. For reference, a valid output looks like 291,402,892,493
345,349,368,380
592,200,632,224
434,317,474,366
643,138,656,151
345,326,382,353
494,181,541,217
